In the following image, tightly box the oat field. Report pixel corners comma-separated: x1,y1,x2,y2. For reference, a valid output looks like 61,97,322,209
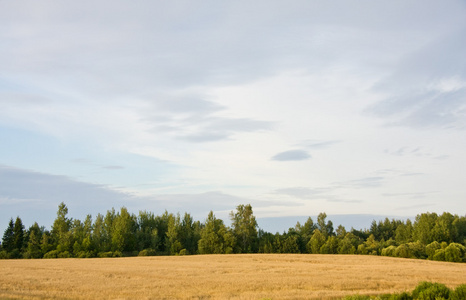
1,254,465,299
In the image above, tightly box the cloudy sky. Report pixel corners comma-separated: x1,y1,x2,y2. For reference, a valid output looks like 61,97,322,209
1,1,465,233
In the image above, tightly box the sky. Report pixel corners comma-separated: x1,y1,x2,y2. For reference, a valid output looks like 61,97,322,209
1,0,466,234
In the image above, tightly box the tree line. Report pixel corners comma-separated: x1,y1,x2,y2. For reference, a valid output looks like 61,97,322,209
1,202,465,263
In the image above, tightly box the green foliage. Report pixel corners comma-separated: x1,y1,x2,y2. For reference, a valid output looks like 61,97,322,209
444,243,465,263
450,284,466,300
412,282,450,300
230,204,258,253
198,211,235,254
13,217,25,252
98,251,114,258
280,234,300,253
381,245,397,257
307,229,326,254
2,218,15,252
43,250,60,259
425,241,441,260
138,248,157,256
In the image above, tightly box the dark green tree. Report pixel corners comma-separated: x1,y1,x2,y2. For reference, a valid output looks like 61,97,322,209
12,216,25,256
2,218,15,252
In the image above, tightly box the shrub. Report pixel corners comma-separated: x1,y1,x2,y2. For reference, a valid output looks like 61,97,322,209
395,244,411,258
381,245,397,257
0,250,9,259
98,251,114,258
43,250,60,259
392,292,412,300
425,241,441,260
444,243,465,263
412,282,450,300
376,293,412,300
432,249,445,261
451,284,466,300
138,249,157,256
57,251,72,258
178,249,188,256
75,251,95,258
407,242,426,259
112,251,123,257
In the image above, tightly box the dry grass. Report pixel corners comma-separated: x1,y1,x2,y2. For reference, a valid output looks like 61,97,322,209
1,254,465,299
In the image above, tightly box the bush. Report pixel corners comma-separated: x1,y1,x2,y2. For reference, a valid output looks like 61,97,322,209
98,251,114,258
381,245,397,257
395,244,411,258
425,241,441,260
432,249,445,261
112,251,123,257
451,284,466,300
412,282,450,300
57,251,72,258
376,293,412,300
178,249,188,256
444,243,465,263
138,249,157,256
0,250,10,259
392,292,412,300
75,251,95,258
43,250,60,259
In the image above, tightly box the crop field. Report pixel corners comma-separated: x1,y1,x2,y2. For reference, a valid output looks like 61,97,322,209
1,254,465,299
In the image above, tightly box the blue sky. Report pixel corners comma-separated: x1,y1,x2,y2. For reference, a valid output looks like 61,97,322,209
1,0,466,233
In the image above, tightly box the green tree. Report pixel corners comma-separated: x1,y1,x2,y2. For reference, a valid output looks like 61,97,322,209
307,229,326,254
13,216,25,251
24,230,42,259
280,234,300,253
337,232,357,254
320,236,338,254
135,210,159,252
178,213,200,255
395,219,413,244
413,213,437,245
444,243,465,263
198,211,235,254
40,231,53,255
166,213,182,255
2,218,15,252
111,207,137,253
51,202,73,253
230,204,258,253
296,217,316,248
317,212,334,238
432,212,456,243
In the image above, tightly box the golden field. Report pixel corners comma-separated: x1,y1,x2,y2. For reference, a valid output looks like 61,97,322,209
1,254,465,299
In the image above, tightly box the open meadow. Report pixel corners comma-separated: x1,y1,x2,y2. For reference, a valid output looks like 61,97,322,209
1,254,465,299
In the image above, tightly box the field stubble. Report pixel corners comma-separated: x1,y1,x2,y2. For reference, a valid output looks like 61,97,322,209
1,254,465,299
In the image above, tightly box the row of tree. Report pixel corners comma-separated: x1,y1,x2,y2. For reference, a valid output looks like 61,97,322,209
1,203,465,263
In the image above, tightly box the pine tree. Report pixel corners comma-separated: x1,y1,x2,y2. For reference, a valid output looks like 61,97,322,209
2,218,15,252
13,216,25,252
